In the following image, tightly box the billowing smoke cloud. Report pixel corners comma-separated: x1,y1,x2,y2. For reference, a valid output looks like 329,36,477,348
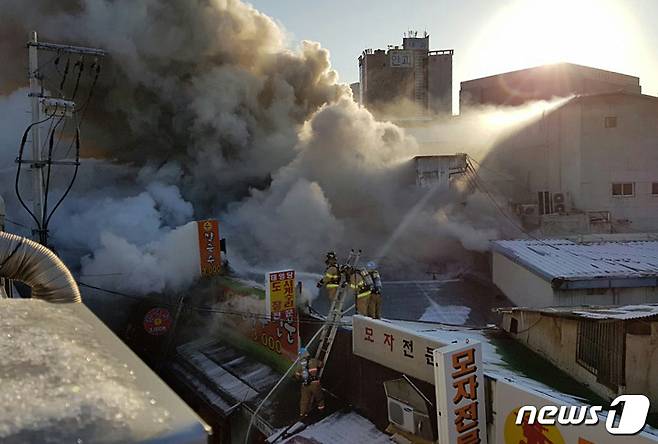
0,0,543,296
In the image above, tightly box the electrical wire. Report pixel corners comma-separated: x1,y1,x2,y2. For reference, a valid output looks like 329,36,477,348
73,62,101,130
76,281,350,326
466,157,630,269
465,158,560,249
44,124,81,235
14,108,59,235
58,57,70,94
4,218,29,229
69,58,84,101
467,155,533,193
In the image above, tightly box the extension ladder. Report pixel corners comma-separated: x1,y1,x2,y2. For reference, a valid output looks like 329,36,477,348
313,249,361,378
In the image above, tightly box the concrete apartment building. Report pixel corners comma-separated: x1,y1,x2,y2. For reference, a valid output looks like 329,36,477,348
499,304,658,412
478,90,658,234
358,32,453,118
460,62,641,108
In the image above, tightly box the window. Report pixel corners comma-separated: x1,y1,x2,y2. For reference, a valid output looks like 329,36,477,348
611,182,634,197
537,191,552,215
509,317,519,334
652,182,658,195
576,320,625,389
604,116,617,128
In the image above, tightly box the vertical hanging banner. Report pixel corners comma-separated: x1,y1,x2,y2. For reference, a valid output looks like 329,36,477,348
197,219,221,277
261,270,299,361
265,270,296,317
434,341,487,444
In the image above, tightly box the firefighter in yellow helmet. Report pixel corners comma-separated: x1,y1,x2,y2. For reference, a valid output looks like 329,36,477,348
294,347,325,417
346,265,371,315
365,261,383,319
317,251,340,301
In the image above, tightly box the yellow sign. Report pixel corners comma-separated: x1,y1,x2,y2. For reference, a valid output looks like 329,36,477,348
266,270,295,317
504,407,565,444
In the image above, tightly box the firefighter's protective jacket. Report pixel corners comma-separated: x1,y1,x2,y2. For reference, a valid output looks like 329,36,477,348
295,357,323,385
318,264,340,289
349,270,371,299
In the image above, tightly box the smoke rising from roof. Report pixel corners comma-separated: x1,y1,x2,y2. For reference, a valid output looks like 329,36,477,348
0,0,550,294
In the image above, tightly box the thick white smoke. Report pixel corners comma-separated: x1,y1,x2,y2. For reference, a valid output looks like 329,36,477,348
0,0,550,295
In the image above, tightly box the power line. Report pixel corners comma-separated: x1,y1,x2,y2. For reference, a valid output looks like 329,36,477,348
76,280,496,330
76,281,349,327
4,218,29,229
465,158,548,244
467,155,532,193
16,33,105,246
466,156,630,267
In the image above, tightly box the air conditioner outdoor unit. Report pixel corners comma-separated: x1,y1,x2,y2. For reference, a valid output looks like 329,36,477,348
555,204,566,214
553,193,565,204
519,204,538,216
387,398,416,434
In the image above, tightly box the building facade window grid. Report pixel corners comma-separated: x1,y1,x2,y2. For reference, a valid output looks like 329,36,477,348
612,182,634,197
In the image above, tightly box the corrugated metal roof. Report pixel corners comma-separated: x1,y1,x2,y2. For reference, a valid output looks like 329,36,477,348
499,304,658,321
280,411,390,444
311,278,510,327
493,239,658,287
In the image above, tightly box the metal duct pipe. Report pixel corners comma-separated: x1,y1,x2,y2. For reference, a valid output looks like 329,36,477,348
0,231,81,303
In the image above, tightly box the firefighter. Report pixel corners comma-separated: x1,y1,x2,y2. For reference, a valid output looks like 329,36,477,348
317,251,340,301
294,347,325,417
365,261,383,319
347,266,371,315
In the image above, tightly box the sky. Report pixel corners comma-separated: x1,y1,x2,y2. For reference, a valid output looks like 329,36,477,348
249,0,658,111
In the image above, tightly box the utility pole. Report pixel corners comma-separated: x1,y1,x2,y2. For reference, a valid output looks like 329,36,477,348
24,31,106,243
28,31,44,239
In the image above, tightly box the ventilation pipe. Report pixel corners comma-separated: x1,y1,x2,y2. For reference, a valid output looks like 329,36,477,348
0,231,81,303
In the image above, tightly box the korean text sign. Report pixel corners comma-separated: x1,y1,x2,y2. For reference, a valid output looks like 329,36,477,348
352,315,446,384
265,270,296,317
196,219,221,277
434,342,488,444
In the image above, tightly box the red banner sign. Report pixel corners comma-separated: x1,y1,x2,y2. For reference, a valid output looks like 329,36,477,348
197,219,221,277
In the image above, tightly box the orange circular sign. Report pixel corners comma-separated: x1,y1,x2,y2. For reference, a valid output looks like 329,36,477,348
504,407,565,444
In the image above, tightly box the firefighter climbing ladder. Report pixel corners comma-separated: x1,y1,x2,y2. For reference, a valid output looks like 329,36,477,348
262,250,363,444
313,249,361,378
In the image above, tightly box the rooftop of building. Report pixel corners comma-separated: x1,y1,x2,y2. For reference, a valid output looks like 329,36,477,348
498,303,658,321
311,276,510,327
461,62,640,86
0,299,208,443
492,238,658,289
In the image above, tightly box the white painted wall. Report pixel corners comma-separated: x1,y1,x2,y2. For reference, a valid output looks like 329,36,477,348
492,251,555,307
502,312,658,412
482,93,658,233
578,95,658,231
493,252,658,307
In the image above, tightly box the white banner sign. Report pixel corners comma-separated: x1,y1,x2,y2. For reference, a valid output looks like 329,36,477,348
352,316,446,384
434,341,488,444
493,378,658,443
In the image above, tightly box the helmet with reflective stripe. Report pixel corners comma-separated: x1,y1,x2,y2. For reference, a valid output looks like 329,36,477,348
325,251,337,264
299,347,309,357
366,261,377,271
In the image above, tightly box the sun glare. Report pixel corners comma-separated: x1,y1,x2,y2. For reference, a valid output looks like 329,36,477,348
467,0,642,78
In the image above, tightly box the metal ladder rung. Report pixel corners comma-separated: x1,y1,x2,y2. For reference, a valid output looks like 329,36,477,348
314,250,360,378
